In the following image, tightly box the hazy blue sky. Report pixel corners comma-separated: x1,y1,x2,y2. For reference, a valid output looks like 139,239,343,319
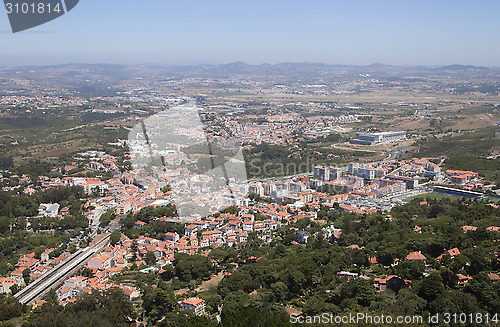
1,0,499,66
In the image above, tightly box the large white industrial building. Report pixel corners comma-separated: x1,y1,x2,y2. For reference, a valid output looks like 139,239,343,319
350,131,406,145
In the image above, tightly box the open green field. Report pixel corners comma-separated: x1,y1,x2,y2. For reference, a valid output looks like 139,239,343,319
409,192,461,201
409,192,500,204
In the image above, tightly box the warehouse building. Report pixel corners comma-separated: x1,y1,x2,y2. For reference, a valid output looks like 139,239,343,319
350,131,406,145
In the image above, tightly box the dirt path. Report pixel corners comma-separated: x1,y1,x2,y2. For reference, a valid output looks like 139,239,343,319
332,143,380,153
195,272,224,293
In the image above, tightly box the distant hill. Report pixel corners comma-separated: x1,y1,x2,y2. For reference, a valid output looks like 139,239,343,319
1,62,500,89
435,64,493,72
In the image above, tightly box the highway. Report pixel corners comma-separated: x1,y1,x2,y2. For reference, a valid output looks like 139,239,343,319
15,233,110,305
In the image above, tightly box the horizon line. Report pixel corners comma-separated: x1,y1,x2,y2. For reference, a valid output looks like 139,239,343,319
1,61,499,70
